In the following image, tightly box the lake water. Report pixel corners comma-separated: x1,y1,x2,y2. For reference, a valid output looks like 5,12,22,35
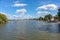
0,20,60,40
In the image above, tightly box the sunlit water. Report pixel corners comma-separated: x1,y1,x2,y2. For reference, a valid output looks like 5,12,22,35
0,20,60,40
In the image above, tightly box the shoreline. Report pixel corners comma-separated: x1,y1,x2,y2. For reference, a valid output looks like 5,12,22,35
57,22,60,24
47,21,60,24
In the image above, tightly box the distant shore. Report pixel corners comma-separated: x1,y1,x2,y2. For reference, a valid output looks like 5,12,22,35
57,22,60,24
47,21,60,24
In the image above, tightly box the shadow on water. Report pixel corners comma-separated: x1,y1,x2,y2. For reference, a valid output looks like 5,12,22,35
0,23,7,28
58,24,60,33
39,23,60,33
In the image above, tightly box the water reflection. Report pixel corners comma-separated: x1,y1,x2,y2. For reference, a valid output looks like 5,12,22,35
0,20,60,40
58,24,60,33
0,23,7,29
39,23,60,33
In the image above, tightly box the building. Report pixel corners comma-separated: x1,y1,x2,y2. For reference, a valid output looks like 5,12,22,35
51,17,55,22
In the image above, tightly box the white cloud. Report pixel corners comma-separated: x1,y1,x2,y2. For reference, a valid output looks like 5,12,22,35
14,1,19,3
0,11,33,20
37,11,50,17
16,9,27,14
16,9,33,19
11,14,33,19
37,4,58,10
25,15,33,19
13,3,27,7
13,1,27,7
0,12,8,15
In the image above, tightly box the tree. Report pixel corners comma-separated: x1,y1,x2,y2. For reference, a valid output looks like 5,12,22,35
0,13,8,24
54,15,58,20
57,8,60,21
39,17,43,20
44,14,52,21
44,15,48,21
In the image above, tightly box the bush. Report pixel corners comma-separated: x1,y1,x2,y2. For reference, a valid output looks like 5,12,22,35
0,13,8,24
57,8,60,21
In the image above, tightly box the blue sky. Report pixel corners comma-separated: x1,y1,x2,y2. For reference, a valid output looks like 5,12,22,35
0,0,60,19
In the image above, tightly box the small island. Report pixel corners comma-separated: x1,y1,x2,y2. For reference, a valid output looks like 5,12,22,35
0,13,8,24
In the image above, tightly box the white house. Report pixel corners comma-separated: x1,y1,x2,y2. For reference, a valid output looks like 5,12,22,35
51,17,55,22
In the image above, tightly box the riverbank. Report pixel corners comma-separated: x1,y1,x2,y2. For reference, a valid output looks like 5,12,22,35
47,21,60,24
57,22,60,24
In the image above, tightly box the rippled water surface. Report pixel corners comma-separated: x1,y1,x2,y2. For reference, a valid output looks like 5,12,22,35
0,20,60,40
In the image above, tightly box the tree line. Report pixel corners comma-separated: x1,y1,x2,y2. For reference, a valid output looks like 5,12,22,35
33,8,60,21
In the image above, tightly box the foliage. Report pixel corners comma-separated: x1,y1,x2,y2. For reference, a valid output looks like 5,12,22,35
57,8,60,21
0,13,8,24
44,14,52,21
53,15,58,20
39,17,43,20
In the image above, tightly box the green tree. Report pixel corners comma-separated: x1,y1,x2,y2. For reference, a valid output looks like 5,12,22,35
57,8,60,21
44,14,52,21
54,15,58,20
39,17,43,20
44,16,48,21
0,13,8,24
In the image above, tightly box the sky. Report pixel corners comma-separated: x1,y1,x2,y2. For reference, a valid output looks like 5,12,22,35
0,0,60,20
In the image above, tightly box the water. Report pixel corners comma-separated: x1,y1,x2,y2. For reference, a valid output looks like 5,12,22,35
0,20,60,40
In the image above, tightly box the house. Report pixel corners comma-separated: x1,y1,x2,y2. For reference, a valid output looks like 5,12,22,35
51,17,55,22
48,17,55,22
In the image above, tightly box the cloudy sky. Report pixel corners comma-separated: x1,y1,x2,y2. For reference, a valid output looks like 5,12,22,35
0,0,60,19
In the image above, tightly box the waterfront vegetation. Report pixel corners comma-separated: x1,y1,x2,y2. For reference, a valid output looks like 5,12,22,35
0,13,8,24
32,8,60,21
57,8,60,21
